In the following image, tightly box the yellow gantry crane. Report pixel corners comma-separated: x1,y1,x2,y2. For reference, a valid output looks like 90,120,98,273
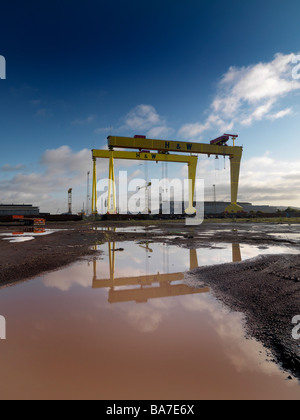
92,134,243,215
92,149,198,215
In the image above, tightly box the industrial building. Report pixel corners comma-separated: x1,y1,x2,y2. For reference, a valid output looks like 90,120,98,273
0,204,39,216
204,202,279,215
165,201,280,215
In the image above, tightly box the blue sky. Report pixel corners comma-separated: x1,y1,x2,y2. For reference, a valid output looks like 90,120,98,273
1,0,300,212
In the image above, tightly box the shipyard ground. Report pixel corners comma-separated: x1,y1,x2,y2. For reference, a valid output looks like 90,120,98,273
0,219,299,381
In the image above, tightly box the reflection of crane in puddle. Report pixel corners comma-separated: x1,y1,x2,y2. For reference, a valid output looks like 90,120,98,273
92,241,242,304
232,243,242,263
93,243,210,304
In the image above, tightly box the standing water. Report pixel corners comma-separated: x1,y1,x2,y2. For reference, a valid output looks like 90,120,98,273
0,240,299,400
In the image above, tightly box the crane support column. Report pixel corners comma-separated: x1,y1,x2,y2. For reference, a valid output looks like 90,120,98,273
186,158,198,215
107,152,117,214
92,157,97,214
225,148,243,213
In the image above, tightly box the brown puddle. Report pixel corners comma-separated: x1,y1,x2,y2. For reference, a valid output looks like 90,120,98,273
0,241,299,400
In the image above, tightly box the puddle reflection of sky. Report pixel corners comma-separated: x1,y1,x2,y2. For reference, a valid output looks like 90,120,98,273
41,241,300,295
0,240,299,399
0,229,57,243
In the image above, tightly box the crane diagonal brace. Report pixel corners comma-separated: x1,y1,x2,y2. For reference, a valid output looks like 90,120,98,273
108,136,243,213
91,149,198,215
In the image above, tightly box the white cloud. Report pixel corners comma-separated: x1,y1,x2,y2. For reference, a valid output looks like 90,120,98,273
126,304,168,333
147,125,174,138
179,122,209,138
179,115,234,138
97,104,172,140
94,126,112,135
179,53,300,139
241,99,275,126
125,104,161,130
209,152,300,207
0,163,26,172
40,146,91,177
71,114,96,125
0,146,107,213
124,104,173,138
178,151,300,208
267,107,293,120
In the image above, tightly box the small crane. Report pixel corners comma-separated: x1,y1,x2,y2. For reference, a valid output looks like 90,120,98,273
68,188,72,214
138,182,152,214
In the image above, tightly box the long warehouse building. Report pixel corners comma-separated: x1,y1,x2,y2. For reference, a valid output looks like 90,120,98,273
0,204,40,216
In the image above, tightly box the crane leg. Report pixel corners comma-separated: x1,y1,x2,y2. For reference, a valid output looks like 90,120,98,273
185,159,198,215
108,152,117,214
92,157,98,214
232,243,242,262
225,151,243,213
190,249,199,270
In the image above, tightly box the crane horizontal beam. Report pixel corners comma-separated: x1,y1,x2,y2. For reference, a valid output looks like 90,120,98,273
92,149,198,164
107,135,242,158
108,284,209,304
93,271,186,288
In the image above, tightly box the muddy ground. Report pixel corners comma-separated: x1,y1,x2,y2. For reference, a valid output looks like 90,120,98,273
0,220,300,381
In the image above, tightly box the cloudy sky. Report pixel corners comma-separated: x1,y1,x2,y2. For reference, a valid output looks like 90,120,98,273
1,0,300,213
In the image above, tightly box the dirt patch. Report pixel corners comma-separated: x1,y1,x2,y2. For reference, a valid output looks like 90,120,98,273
187,254,300,379
0,227,99,285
